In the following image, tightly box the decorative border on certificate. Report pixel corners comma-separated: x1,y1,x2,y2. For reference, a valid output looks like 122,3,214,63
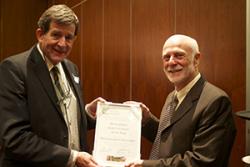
93,102,142,167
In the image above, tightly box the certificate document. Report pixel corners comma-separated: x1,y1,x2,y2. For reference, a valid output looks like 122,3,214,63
93,102,142,167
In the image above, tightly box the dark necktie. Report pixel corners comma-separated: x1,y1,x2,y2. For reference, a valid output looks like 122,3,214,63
149,95,178,159
51,66,65,98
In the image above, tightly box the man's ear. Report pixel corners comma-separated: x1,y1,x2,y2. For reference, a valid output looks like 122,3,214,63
35,28,44,42
194,53,201,68
73,35,77,42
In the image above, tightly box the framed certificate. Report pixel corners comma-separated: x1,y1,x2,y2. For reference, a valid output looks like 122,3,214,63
93,102,142,167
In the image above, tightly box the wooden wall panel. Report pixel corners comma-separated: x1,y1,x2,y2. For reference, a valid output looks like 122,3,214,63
132,0,175,117
68,6,82,72
102,0,131,102
49,0,87,8
80,0,103,103
70,0,132,104
132,0,175,158
0,0,48,60
0,1,2,61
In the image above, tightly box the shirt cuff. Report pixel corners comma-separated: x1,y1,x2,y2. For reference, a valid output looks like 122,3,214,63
85,103,90,113
85,103,96,120
67,150,79,167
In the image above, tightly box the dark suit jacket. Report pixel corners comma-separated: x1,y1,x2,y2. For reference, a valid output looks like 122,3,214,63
142,76,236,167
0,46,95,167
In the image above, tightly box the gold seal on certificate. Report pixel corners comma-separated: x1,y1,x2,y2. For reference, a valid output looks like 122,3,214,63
93,102,142,167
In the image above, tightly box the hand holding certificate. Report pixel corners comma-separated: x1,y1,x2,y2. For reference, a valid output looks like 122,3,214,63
93,102,142,167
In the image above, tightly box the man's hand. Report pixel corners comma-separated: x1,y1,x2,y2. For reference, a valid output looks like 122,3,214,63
123,101,150,125
85,97,106,118
125,160,144,167
75,152,100,167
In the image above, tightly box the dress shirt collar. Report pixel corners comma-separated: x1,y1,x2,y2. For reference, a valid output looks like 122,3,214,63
175,73,201,105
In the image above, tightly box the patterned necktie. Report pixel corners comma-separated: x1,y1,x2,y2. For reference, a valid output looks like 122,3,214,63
149,95,178,159
51,66,66,98
51,67,79,150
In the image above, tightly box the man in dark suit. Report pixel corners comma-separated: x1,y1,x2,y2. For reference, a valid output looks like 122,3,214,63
125,34,236,167
0,4,103,167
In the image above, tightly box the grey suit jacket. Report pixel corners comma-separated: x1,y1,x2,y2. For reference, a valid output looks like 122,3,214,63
142,76,236,167
0,45,95,167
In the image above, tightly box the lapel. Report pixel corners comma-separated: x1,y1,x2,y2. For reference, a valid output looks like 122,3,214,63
28,46,63,118
164,76,206,129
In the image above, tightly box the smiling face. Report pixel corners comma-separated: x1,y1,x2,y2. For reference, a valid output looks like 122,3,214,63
36,21,76,65
162,35,200,91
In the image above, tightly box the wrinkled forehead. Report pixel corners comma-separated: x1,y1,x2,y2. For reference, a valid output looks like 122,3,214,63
162,45,186,57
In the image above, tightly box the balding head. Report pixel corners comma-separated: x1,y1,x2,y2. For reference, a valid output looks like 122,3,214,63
163,34,200,57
